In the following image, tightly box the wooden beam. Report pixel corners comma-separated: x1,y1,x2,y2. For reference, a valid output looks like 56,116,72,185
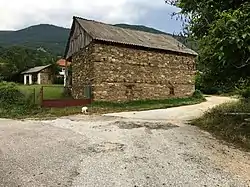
65,59,69,88
224,113,250,116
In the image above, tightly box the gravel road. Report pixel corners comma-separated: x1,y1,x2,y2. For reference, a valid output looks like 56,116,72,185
0,96,250,187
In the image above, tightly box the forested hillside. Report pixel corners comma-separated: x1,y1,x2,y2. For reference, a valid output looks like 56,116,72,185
0,24,70,56
0,23,196,56
0,46,57,81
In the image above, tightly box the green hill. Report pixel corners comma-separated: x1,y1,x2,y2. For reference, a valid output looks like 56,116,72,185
0,23,197,56
0,24,70,56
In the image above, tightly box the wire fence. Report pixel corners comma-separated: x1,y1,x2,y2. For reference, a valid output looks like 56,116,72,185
18,84,92,107
19,87,39,105
40,85,92,108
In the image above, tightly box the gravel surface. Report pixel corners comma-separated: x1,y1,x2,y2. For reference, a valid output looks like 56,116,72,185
103,96,237,121
0,96,250,187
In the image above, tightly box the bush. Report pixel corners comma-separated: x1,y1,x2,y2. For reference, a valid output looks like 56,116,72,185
195,73,203,90
192,90,204,99
0,82,25,107
195,73,220,94
238,86,250,99
191,100,250,150
54,76,64,85
195,72,235,95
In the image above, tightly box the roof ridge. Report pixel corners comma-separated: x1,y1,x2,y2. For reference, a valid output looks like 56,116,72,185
74,16,166,38
74,16,177,38
71,16,198,56
74,16,108,26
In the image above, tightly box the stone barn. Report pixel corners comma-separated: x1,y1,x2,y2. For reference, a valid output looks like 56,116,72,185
64,16,198,101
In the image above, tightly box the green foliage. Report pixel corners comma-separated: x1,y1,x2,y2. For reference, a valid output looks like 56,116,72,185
235,79,250,98
0,82,25,107
239,87,250,99
54,76,64,85
192,90,204,99
195,72,224,94
167,0,250,93
195,72,203,90
199,3,250,89
0,46,58,82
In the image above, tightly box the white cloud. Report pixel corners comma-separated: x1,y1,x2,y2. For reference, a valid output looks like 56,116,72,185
0,0,178,31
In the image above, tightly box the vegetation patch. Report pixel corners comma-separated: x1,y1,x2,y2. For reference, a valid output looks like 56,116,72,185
191,99,250,150
90,94,206,114
0,85,205,119
18,84,65,102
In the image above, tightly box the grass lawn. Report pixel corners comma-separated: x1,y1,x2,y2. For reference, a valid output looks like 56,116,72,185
191,99,250,150
17,84,65,103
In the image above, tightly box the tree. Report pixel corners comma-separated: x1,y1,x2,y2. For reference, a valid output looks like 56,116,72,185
166,0,250,92
0,46,57,82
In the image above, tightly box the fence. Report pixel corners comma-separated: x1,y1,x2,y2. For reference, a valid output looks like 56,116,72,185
19,86,40,105
40,85,92,108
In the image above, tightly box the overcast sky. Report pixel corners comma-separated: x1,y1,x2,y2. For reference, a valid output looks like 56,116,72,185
0,0,182,34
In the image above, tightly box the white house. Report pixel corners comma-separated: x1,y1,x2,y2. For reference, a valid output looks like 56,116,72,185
56,59,71,86
21,64,52,85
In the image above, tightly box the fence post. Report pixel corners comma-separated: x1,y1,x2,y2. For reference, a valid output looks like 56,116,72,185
33,88,36,105
40,86,44,107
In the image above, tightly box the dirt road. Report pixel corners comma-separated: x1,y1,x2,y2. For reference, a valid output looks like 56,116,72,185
0,96,250,187
104,96,236,121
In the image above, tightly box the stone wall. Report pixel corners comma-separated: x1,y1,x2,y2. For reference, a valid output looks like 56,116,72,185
71,44,95,99
40,68,52,84
71,42,196,101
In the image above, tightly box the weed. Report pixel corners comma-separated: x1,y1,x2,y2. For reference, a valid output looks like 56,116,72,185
191,99,250,150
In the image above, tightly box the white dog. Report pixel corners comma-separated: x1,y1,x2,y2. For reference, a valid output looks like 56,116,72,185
81,106,88,114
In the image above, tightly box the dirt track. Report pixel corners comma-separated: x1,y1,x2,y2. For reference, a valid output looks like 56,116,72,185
0,96,250,187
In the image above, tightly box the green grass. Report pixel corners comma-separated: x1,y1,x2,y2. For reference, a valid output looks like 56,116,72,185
191,99,250,150
17,84,65,103
0,104,82,120
0,95,206,119
90,96,206,114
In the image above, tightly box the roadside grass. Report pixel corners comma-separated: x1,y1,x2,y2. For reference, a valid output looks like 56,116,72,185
0,95,206,119
0,106,82,120
89,96,206,114
191,99,250,150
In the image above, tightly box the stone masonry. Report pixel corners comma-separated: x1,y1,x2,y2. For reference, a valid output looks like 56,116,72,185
72,43,196,101
40,68,52,84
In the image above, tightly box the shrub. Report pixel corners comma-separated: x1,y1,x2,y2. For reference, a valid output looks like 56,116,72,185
0,82,25,107
192,90,204,99
191,100,250,150
234,79,250,99
195,73,203,90
54,76,64,85
238,86,250,99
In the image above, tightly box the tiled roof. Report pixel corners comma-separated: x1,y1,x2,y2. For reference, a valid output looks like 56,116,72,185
57,59,71,67
75,17,198,56
21,64,52,74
